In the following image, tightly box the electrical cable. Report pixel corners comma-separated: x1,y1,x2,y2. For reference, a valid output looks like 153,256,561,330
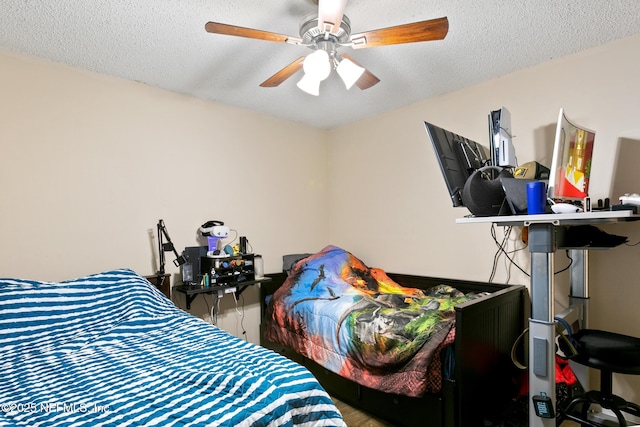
554,250,573,275
489,225,578,281
490,225,526,283
239,294,247,340
232,291,242,317
489,225,505,282
232,291,247,341
227,229,239,246
503,231,513,283
504,229,528,283
208,293,220,326
490,224,530,279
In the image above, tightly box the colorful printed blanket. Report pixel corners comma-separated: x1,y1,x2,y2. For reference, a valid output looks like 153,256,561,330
264,246,475,397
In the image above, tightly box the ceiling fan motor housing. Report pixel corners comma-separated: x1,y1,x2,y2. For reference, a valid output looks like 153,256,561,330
299,13,352,45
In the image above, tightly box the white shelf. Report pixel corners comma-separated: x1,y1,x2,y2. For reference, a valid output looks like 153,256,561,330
456,209,639,227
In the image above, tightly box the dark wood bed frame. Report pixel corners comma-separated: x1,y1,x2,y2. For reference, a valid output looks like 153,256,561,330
260,272,527,427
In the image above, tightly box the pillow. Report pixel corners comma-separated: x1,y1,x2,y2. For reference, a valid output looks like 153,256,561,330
282,253,312,275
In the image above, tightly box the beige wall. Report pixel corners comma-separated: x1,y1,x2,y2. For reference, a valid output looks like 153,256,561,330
2,32,640,402
328,33,640,401
0,49,329,344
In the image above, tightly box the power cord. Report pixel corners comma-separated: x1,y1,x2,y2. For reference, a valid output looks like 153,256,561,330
489,224,512,282
232,291,247,341
503,229,527,283
489,224,530,281
227,229,239,246
555,251,573,274
205,292,220,325
489,225,577,281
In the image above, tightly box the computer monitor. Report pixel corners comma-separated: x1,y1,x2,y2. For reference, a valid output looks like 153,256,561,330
424,121,490,207
548,108,596,201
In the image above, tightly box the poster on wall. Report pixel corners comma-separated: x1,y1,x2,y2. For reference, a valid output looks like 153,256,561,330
548,108,596,200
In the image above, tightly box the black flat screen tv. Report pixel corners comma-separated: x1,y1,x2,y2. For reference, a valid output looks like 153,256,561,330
424,121,490,207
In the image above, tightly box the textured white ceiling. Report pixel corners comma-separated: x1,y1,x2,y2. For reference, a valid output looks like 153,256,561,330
1,0,640,129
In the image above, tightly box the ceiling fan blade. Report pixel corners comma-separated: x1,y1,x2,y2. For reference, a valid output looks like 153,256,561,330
341,54,380,90
205,22,302,44
350,17,449,49
355,69,380,90
317,0,348,35
259,57,306,87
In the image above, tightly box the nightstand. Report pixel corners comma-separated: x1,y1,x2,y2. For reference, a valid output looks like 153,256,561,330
145,274,171,299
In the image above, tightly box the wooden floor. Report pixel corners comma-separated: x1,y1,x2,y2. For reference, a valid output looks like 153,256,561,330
331,397,393,427
332,396,581,426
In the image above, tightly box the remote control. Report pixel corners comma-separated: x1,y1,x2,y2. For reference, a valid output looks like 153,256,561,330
619,193,640,206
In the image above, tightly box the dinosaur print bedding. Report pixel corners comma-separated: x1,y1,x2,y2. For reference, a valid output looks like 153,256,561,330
264,246,480,397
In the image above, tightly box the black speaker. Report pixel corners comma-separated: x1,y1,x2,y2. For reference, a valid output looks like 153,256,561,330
462,166,513,216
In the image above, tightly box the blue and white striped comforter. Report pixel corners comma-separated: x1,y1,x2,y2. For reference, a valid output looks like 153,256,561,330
0,269,345,427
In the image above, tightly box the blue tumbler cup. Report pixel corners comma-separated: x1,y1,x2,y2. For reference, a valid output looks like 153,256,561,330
527,181,546,214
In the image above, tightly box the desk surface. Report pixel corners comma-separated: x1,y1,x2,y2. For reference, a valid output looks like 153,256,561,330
456,209,639,226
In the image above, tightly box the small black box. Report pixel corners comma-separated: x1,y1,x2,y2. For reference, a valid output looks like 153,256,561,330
181,246,208,285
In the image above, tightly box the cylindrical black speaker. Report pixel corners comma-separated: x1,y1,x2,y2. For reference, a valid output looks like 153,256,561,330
461,166,513,216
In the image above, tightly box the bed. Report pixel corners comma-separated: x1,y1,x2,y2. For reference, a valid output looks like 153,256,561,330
260,246,527,427
0,268,345,427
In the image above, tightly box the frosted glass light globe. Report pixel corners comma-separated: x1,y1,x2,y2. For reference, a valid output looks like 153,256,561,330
303,49,331,81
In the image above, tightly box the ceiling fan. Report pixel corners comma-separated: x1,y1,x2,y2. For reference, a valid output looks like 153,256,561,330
204,0,448,96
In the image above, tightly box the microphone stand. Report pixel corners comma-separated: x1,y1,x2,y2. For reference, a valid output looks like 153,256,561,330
156,219,187,287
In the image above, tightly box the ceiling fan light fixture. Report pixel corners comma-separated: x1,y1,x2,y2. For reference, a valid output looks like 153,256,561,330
302,49,331,81
336,57,365,89
297,74,321,96
207,5,449,94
